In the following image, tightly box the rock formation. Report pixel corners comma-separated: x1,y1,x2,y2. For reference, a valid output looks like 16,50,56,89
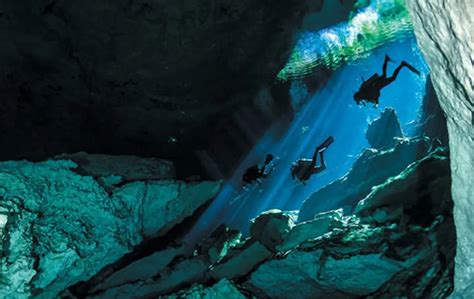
159,279,246,299
365,107,404,150
416,76,449,145
0,157,220,298
0,115,454,298
61,146,453,298
406,1,473,296
298,136,430,221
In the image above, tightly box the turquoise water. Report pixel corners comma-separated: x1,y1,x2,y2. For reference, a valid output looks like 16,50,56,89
279,0,413,80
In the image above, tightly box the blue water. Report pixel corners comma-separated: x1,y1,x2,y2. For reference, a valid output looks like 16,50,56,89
185,37,428,245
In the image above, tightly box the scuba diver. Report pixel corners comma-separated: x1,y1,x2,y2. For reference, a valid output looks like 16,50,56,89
291,136,334,185
354,55,421,107
242,154,274,185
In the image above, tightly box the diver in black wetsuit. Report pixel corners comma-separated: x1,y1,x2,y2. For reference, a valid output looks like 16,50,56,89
291,136,334,185
242,154,274,185
354,55,421,107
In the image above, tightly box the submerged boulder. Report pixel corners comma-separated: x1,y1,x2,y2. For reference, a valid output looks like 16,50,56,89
245,214,452,298
93,244,185,293
95,256,211,298
249,209,295,252
94,235,270,298
197,225,242,265
210,239,272,281
0,158,220,298
366,107,404,150
277,209,344,252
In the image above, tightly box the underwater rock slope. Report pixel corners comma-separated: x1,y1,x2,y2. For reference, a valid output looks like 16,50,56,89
0,157,220,298
406,1,474,296
83,147,453,298
298,135,430,221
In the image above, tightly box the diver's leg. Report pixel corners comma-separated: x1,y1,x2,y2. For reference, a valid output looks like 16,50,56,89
382,55,395,76
384,62,406,86
390,63,404,81
311,147,320,167
382,55,390,77
312,136,333,165
373,92,380,107
318,152,326,170
311,152,326,175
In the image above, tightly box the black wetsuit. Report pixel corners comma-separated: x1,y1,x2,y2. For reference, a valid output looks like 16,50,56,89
355,55,420,105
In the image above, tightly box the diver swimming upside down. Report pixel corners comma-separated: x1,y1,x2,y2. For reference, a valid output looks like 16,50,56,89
354,55,421,107
291,136,334,185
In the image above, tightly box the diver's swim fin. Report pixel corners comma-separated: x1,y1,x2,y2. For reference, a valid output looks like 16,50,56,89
385,54,395,63
264,154,274,165
317,136,334,153
402,61,421,76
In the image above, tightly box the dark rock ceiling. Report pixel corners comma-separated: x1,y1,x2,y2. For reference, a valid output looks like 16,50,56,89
0,0,355,178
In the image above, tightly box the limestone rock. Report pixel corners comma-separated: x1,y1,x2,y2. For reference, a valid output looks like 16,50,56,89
244,145,455,298
299,137,430,221
210,239,272,280
95,256,210,298
356,149,451,226
245,249,332,298
406,1,474,296
197,225,242,265
55,152,176,188
161,279,246,299
87,145,454,298
111,179,221,240
93,244,185,293
245,221,432,298
0,159,220,298
249,209,295,252
416,76,449,144
366,107,404,150
277,209,344,252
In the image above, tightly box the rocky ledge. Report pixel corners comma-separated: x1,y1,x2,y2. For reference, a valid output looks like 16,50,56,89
0,155,220,298
78,146,453,298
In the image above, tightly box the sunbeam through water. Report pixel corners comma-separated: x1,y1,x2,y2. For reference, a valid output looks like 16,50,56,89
185,36,429,247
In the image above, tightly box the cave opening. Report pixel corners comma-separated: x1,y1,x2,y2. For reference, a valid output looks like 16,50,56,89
186,0,446,241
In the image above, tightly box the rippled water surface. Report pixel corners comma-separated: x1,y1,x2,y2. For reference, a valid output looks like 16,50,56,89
278,0,413,81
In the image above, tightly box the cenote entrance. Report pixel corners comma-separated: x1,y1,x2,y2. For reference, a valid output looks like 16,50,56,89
186,0,436,244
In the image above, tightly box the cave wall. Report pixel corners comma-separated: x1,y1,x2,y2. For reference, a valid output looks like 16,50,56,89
0,0,339,178
406,1,474,297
